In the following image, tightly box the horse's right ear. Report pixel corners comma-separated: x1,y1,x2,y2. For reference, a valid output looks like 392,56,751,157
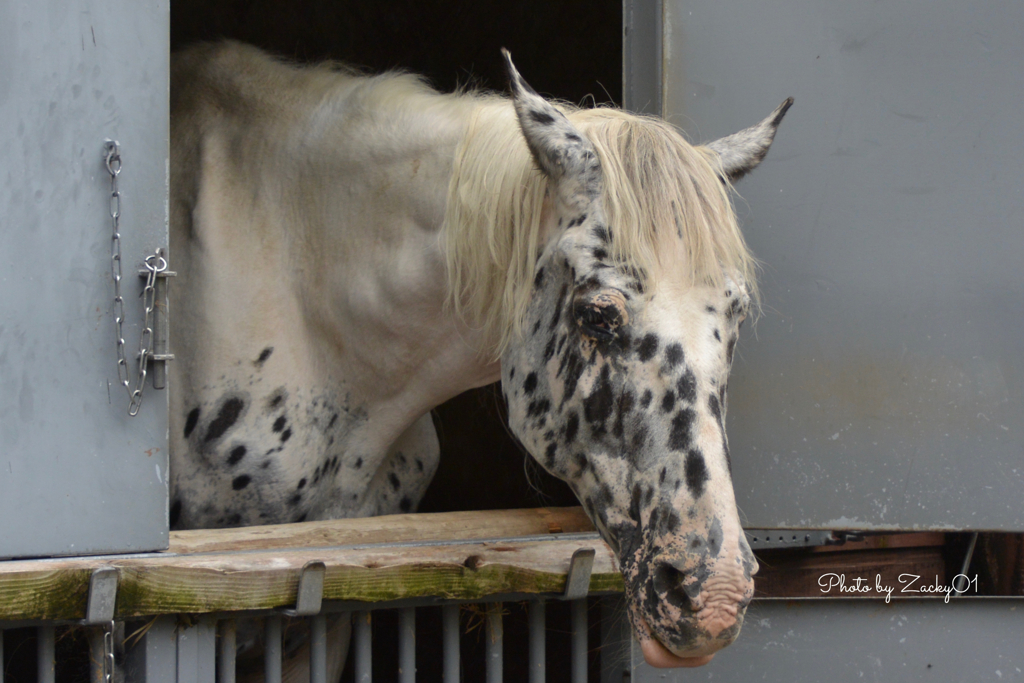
501,49,602,213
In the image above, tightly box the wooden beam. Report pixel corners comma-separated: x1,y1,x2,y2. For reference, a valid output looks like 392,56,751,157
169,506,595,554
0,508,615,623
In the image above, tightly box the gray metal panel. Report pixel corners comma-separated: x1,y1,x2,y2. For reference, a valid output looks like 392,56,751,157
658,0,1024,530
622,0,662,114
0,0,170,557
627,599,1024,682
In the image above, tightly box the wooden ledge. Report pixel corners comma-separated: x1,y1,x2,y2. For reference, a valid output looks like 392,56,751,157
169,506,596,554
0,507,616,623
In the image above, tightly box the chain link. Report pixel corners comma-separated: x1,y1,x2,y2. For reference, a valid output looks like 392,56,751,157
103,620,115,683
105,140,166,416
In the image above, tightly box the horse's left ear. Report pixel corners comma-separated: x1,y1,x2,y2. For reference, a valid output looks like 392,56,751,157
501,49,602,213
706,97,794,183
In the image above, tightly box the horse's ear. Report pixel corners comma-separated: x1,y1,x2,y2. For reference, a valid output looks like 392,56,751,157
706,97,794,183
501,49,601,212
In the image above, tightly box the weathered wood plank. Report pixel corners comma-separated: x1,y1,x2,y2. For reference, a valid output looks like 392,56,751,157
0,534,620,622
169,507,595,554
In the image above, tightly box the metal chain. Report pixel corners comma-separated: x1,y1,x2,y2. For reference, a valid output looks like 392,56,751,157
103,620,115,683
105,140,167,416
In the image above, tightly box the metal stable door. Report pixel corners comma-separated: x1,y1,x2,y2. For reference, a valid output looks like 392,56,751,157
0,0,170,559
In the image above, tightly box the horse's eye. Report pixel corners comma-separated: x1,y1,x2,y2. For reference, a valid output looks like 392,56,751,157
573,291,627,341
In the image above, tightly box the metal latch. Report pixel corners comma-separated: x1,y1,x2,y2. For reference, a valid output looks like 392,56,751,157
139,267,176,390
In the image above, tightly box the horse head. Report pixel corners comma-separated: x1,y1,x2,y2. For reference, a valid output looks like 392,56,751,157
498,51,791,667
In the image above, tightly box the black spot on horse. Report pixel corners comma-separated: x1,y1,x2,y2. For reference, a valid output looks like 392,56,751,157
227,445,247,466
272,416,286,433
593,248,608,260
509,366,516,379
659,467,667,484
169,499,182,527
705,305,717,313
400,496,413,512
205,397,245,444
415,458,424,472
565,132,582,142
592,225,609,243
529,109,556,125
254,347,273,367
640,389,653,409
677,370,697,403
713,329,721,342
280,428,292,443
527,398,551,418
295,513,308,523
636,334,659,362
268,389,287,410
564,411,580,443
561,351,585,405
669,408,696,451
708,394,722,424
613,390,635,439
727,336,738,363
583,365,614,428
523,372,538,395
184,408,200,438
232,474,251,490
664,344,684,368
297,478,307,490
545,442,557,466
534,267,545,288
543,336,557,362
531,319,542,335
354,457,363,469
328,413,338,429
573,451,589,473
684,449,710,498
661,391,676,413
288,493,302,506
389,473,401,492
663,507,682,534
567,214,588,228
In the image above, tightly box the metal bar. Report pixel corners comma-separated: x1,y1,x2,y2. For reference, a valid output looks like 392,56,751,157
486,603,503,683
398,607,416,683
281,561,326,617
264,616,283,683
528,600,545,683
563,548,596,600
84,568,119,624
37,624,55,683
354,610,372,683
152,268,169,389
88,626,105,683
218,619,237,683
442,604,460,683
571,599,588,683
310,614,328,683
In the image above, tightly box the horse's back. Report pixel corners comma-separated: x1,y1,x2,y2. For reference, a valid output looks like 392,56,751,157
168,43,465,530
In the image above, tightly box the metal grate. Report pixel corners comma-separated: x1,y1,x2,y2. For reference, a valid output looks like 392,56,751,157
1,596,595,682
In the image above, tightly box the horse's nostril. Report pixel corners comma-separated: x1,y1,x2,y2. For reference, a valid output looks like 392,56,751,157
653,562,700,612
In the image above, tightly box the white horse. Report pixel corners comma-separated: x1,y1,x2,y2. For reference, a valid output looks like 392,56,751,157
170,41,791,678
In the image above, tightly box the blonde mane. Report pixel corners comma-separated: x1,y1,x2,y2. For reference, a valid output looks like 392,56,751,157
442,96,758,358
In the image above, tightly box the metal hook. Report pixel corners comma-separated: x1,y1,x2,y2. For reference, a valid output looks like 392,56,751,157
103,139,121,176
